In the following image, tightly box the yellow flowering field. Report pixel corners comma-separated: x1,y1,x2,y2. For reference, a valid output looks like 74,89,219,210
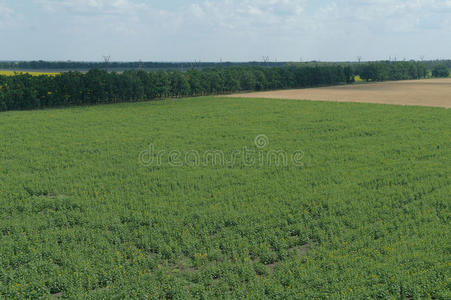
0,70,59,76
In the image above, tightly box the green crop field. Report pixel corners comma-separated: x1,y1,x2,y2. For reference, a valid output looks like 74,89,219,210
0,97,450,299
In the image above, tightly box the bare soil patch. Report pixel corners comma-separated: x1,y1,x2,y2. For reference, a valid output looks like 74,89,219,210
228,78,451,108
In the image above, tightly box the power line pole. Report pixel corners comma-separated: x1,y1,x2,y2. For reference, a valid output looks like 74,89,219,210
102,55,111,71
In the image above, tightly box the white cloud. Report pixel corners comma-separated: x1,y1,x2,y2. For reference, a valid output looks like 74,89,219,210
38,0,147,15
187,0,307,30
4,0,451,61
180,0,451,40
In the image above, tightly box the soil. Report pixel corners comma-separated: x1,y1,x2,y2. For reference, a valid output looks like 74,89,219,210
227,78,451,108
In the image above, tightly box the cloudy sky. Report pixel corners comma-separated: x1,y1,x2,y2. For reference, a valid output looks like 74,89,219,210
1,0,450,62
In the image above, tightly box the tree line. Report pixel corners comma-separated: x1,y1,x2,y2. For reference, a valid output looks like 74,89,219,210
0,65,352,111
418,59,451,70
355,61,428,81
431,64,450,78
1,59,445,72
0,62,429,111
0,60,286,71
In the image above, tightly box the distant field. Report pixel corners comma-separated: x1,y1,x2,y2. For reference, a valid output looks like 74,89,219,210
0,97,450,298
0,70,59,76
229,78,451,108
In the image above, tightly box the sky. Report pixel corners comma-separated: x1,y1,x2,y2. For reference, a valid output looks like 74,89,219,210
0,0,450,62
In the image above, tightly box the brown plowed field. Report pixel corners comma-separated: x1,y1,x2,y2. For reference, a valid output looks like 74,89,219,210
228,78,451,108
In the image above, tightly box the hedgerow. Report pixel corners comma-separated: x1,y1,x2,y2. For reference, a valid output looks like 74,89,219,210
0,61,427,112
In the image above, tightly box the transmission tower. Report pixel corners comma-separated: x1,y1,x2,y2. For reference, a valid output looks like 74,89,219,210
102,55,111,71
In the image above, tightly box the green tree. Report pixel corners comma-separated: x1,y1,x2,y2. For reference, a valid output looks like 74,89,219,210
187,70,203,96
344,66,355,83
155,71,170,98
432,64,450,78
240,69,257,91
170,72,191,97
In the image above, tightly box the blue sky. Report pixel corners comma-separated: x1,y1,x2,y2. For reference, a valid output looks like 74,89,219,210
1,0,450,62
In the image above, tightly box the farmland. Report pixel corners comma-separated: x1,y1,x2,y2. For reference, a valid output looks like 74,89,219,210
229,78,451,108
0,97,450,298
0,70,59,76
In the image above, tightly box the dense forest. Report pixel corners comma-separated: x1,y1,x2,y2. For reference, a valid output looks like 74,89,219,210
355,61,428,81
0,61,429,111
0,60,286,71
418,59,451,70
1,59,446,71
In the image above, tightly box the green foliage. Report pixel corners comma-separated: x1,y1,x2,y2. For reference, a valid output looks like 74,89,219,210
417,59,451,70
432,64,450,78
0,62,430,112
0,65,356,112
344,66,355,83
0,60,286,71
357,61,427,82
0,98,450,298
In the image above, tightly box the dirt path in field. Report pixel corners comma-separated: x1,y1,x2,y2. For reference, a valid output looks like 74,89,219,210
227,78,451,108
